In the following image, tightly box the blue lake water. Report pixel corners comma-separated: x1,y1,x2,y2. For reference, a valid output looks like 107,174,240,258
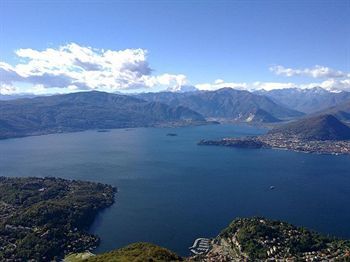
0,124,349,256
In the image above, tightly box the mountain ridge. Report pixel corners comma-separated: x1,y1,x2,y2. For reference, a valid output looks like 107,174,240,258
0,91,206,139
137,88,303,122
268,114,350,141
314,99,350,121
256,87,350,113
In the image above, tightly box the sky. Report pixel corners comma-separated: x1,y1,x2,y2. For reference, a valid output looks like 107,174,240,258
0,0,349,95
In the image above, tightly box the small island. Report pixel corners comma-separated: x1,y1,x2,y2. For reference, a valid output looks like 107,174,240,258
0,176,116,261
199,114,350,155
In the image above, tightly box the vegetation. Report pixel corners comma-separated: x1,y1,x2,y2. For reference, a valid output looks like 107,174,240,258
1,176,349,261
216,217,350,260
65,217,350,262
82,242,182,262
0,91,205,139
137,87,303,121
0,176,116,261
269,114,350,140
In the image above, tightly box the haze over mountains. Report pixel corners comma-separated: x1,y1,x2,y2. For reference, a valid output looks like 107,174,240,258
316,100,350,121
0,91,205,139
1,87,350,140
256,87,350,113
269,114,350,141
137,88,303,122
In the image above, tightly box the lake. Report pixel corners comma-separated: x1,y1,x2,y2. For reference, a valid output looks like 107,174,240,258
0,124,349,256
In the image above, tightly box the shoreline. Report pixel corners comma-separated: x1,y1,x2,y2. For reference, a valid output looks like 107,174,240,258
198,136,350,155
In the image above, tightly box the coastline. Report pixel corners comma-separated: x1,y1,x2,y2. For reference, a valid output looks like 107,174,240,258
0,176,117,261
0,120,213,141
198,136,350,155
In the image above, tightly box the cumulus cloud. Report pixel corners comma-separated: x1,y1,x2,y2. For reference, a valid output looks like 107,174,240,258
0,43,188,93
270,65,349,78
0,84,16,95
1,46,349,94
299,78,350,92
266,64,350,92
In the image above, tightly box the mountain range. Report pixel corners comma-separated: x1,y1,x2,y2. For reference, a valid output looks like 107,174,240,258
137,88,303,122
0,91,205,139
256,87,350,113
316,99,350,121
1,88,350,140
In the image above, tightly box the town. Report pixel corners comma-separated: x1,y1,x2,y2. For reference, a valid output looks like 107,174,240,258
199,134,350,155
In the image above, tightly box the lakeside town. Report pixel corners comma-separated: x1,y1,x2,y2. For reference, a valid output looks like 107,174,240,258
194,218,350,261
198,134,350,155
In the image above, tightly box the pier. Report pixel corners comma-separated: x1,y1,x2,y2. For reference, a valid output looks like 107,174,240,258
189,238,210,255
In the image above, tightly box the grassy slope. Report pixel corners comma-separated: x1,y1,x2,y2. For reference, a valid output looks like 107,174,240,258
85,242,183,262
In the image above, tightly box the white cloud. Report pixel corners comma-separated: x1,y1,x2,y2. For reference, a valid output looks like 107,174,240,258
267,65,350,92
270,65,349,78
1,45,349,95
195,79,296,91
252,81,295,91
0,84,16,95
194,78,350,92
300,78,350,92
167,85,198,92
195,79,248,91
156,74,187,88
0,43,188,93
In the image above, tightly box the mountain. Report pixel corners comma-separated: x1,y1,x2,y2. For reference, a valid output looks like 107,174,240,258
0,91,206,139
245,108,281,123
316,99,350,121
256,87,350,113
138,88,303,122
0,94,37,100
268,114,350,140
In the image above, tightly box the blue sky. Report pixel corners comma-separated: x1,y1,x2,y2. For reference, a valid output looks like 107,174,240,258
0,0,349,94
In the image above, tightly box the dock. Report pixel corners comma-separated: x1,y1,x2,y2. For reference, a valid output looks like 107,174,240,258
189,238,210,255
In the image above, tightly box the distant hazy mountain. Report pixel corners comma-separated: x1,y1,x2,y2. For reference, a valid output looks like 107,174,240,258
269,114,350,140
138,88,303,122
245,108,281,123
0,91,205,139
0,94,37,100
256,87,350,113
316,100,350,121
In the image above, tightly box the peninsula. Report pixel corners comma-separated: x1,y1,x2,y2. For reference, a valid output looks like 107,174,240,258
0,176,116,261
193,217,350,261
199,114,350,155
65,217,350,261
